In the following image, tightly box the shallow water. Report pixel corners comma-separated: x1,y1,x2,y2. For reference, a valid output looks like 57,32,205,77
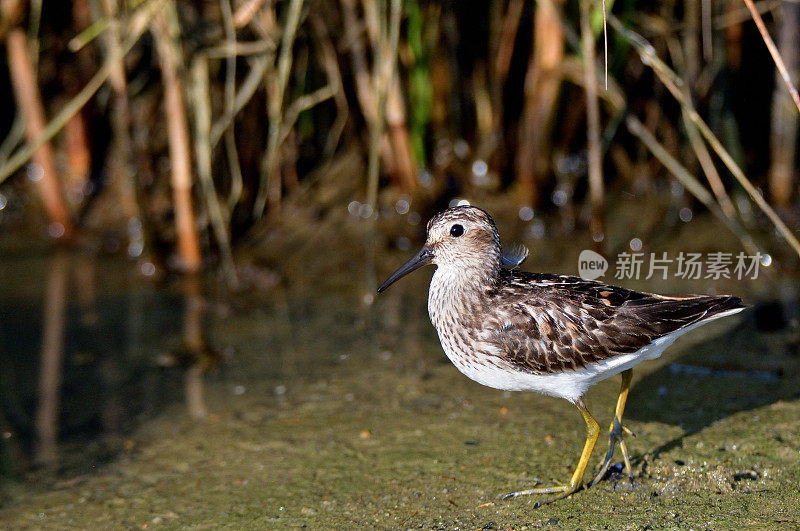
1,218,800,528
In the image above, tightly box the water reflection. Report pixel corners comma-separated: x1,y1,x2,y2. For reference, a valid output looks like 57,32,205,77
35,249,69,468
181,274,208,420
0,246,213,481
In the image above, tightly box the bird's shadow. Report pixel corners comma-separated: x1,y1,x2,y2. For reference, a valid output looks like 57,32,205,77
624,302,800,456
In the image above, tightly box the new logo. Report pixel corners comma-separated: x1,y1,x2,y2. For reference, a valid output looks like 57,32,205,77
578,249,608,281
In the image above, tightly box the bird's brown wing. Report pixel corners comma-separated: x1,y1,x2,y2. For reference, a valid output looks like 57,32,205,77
481,271,744,374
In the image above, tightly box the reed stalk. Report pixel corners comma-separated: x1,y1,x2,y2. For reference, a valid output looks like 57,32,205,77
254,0,304,219
190,56,238,287
220,0,244,213
365,0,403,215
209,55,270,148
516,0,564,207
766,1,799,207
309,12,348,156
3,0,73,237
664,38,738,221
743,0,800,114
98,0,143,228
580,0,604,240
152,2,202,272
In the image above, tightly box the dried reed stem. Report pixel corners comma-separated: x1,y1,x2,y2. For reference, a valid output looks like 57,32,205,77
714,0,781,28
342,0,413,193
3,0,73,237
310,12,348,156
203,40,274,58
181,275,207,419
341,0,374,121
152,3,202,272
767,2,799,206
220,0,243,213
743,0,800,114
190,57,238,286
279,85,336,147
701,0,712,60
0,112,24,166
495,0,524,84
99,0,143,226
681,106,738,219
365,0,403,214
624,115,758,254
580,0,604,239
601,0,607,88
665,38,738,220
209,55,270,147
233,0,265,28
516,0,564,207
254,0,304,219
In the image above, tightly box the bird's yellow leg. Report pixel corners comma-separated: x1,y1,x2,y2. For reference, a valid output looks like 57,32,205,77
590,369,636,486
503,399,600,504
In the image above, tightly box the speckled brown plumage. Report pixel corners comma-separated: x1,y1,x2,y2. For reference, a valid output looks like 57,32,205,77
480,269,743,374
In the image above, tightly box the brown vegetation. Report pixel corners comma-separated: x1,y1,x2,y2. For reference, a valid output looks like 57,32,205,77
0,0,798,272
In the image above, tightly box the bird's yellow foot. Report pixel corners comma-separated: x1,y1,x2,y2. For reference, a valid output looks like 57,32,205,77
589,417,636,486
502,482,583,507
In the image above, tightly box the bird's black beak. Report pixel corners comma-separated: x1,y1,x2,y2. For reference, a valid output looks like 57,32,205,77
377,246,433,293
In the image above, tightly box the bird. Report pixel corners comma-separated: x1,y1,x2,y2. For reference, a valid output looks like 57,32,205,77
377,205,745,505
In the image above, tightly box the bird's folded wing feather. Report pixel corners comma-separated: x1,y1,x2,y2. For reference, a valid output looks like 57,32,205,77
481,272,743,374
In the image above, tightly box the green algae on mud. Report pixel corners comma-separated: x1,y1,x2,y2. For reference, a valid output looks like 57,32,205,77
2,210,800,528
2,284,800,528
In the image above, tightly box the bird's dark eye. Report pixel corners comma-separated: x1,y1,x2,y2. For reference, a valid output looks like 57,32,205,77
450,224,464,237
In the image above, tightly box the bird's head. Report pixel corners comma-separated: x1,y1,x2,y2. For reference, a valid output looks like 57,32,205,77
378,206,502,292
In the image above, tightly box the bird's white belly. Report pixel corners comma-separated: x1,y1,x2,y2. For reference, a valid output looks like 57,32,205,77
436,336,654,401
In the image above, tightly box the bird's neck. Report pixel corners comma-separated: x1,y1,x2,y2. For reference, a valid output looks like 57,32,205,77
428,261,498,328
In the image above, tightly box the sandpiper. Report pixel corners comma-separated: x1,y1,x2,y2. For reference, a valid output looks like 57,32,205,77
378,205,744,505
